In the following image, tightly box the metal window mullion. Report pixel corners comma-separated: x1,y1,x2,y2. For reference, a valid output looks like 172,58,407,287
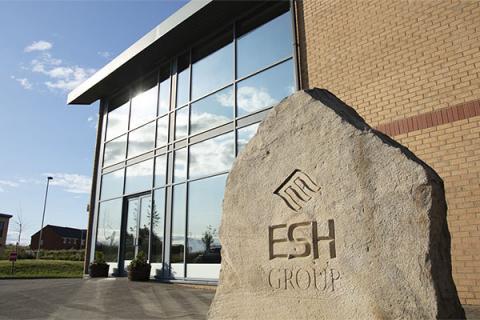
233,20,238,156
183,49,192,279
164,58,177,279
150,72,161,264
290,0,300,91
90,99,108,265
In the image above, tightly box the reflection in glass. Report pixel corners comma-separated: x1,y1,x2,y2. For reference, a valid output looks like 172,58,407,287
237,123,259,153
130,85,158,129
159,77,171,116
103,134,127,167
124,198,139,261
100,169,124,200
138,196,151,257
174,148,187,182
128,122,155,158
124,195,151,261
151,189,165,263
189,132,234,179
190,86,233,135
156,116,169,147
237,12,292,78
106,101,129,141
171,184,186,265
191,43,233,100
187,174,226,265
175,106,189,140
176,68,189,107
96,199,122,262
154,155,167,187
125,159,153,195
237,59,294,117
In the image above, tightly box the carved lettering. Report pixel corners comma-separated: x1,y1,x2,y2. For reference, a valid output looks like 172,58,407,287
295,268,311,290
269,220,336,261
287,221,311,259
267,267,341,292
312,219,336,259
269,224,288,260
274,170,321,211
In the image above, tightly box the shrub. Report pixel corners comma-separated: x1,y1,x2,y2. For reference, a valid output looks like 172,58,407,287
128,251,148,271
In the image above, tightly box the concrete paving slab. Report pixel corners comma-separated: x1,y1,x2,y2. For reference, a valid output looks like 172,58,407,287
0,278,478,319
0,278,214,320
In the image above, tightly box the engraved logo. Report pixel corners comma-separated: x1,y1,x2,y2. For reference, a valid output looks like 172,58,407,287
274,169,320,211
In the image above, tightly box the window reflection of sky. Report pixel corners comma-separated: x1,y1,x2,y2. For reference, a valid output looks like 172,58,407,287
128,122,155,158
190,86,233,135
98,8,294,268
159,78,170,116
125,159,153,194
154,155,167,187
96,199,122,262
176,68,189,107
156,116,169,147
175,107,189,140
237,123,259,153
191,43,233,101
104,134,127,166
189,132,234,179
171,184,186,263
100,169,124,200
151,189,165,263
237,59,294,117
237,12,292,78
174,148,187,182
187,174,226,260
130,85,158,129
106,102,129,140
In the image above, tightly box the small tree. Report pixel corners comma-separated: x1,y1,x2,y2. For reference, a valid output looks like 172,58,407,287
201,225,217,253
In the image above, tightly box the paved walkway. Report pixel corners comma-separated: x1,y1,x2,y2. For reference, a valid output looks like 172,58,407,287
0,278,478,319
0,278,214,320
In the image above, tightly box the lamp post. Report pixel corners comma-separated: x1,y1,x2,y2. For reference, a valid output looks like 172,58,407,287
36,176,53,259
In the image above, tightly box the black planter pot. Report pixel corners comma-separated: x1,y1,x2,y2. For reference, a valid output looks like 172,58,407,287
89,264,109,278
128,264,151,281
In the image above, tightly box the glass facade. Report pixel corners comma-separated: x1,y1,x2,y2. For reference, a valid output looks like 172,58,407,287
94,6,295,280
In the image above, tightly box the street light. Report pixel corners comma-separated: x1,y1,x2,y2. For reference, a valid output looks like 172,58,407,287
36,176,53,259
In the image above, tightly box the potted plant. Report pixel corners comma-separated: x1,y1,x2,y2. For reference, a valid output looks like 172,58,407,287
89,252,109,278
128,251,151,281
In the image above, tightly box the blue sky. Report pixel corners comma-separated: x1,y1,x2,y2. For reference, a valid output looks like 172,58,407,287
0,0,186,244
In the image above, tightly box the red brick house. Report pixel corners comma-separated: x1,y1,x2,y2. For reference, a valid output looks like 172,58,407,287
0,213,12,254
30,225,87,250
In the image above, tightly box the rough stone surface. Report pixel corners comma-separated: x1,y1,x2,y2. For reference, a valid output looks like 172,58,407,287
208,89,465,320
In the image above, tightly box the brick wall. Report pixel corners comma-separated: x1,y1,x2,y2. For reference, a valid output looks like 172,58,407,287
297,0,480,304
30,228,84,251
394,113,480,305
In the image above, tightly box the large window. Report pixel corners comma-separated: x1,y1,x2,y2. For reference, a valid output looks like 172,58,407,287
95,199,122,263
94,4,294,280
186,174,226,278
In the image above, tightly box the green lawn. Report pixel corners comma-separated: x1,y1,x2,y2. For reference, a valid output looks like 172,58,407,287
0,260,84,279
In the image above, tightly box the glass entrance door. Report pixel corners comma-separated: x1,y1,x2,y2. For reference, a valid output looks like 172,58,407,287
123,194,151,268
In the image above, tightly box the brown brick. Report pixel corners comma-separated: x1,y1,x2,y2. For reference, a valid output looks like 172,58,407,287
299,0,480,302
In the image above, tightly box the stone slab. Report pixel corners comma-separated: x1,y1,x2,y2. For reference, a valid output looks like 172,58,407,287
208,89,465,319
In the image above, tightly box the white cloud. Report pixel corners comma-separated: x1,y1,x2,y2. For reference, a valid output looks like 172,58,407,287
44,173,92,194
11,76,32,90
0,180,19,188
237,86,276,113
87,116,94,122
24,40,52,52
97,51,111,59
0,180,19,193
29,51,95,92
